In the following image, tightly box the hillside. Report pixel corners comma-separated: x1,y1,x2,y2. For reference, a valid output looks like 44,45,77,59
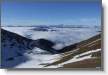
1,29,35,68
1,28,102,69
42,33,102,69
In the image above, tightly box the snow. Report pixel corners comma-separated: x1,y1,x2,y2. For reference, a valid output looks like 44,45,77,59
47,55,92,68
1,26,101,68
47,49,101,68
16,48,101,68
75,49,101,58
15,48,61,68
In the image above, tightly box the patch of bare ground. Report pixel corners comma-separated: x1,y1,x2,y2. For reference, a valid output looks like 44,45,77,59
62,57,101,68
44,33,102,68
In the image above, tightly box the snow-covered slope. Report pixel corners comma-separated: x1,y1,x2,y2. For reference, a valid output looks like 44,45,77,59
1,29,58,68
1,29,34,68
1,26,101,68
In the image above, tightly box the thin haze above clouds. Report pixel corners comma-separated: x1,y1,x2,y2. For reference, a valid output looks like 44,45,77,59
1,0,101,26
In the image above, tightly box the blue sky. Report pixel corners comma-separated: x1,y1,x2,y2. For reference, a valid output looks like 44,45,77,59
1,1,101,26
